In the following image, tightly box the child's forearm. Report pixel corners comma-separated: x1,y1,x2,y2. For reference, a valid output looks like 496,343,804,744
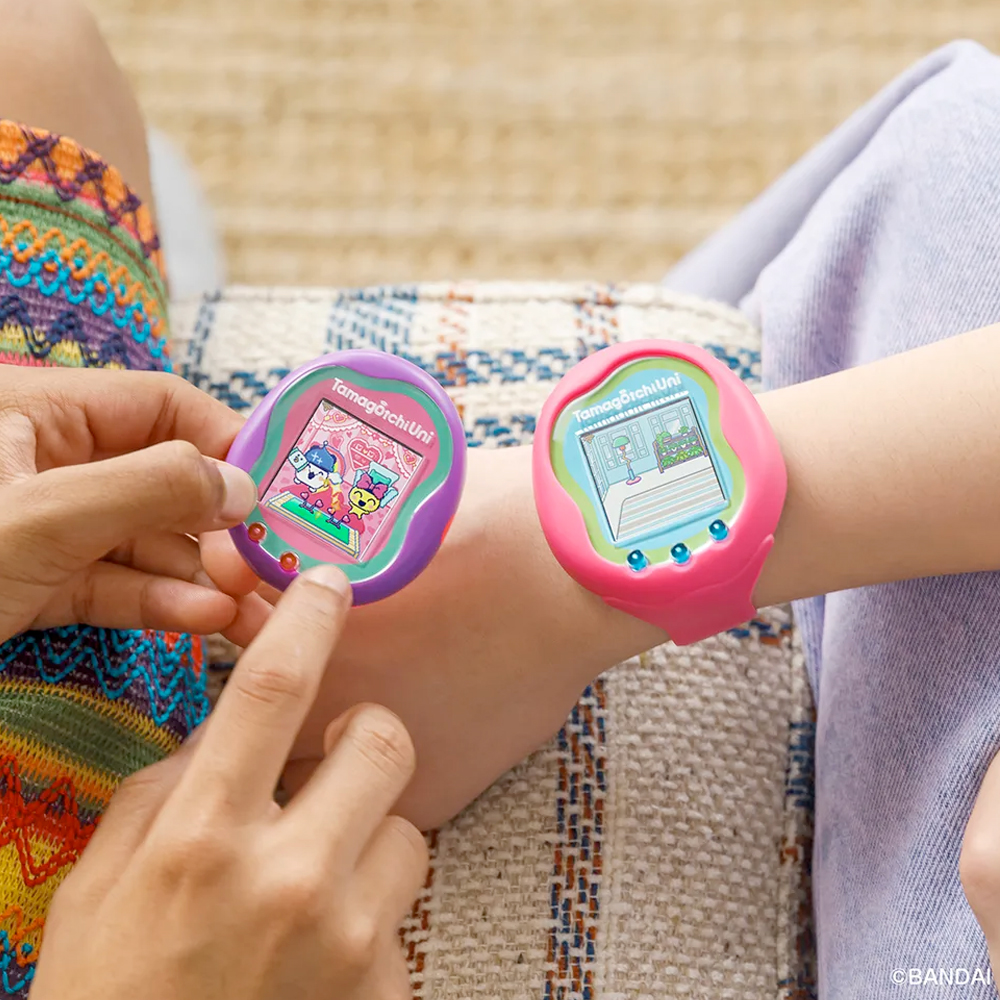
288,325,1000,829
522,322,1000,662
753,323,1000,608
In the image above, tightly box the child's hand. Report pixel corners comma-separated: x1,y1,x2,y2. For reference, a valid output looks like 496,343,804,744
30,565,425,1000
204,445,666,830
0,365,256,644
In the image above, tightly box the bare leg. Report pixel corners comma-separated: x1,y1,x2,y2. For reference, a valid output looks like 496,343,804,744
0,5,200,996
0,0,153,206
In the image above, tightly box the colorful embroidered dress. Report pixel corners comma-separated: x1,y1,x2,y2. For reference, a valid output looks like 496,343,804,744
0,121,206,998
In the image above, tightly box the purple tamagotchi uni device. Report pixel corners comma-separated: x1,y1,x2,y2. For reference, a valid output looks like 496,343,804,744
226,351,466,604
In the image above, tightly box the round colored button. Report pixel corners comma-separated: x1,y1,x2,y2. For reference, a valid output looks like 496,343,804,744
670,542,691,564
627,549,649,571
709,519,729,541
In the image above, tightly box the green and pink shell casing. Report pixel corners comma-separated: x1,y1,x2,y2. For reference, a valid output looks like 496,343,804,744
227,351,466,604
532,340,786,645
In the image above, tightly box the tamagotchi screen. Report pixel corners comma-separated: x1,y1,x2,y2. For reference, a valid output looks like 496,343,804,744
577,394,726,544
260,398,425,562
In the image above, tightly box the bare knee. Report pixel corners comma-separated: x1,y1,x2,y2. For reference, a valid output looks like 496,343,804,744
2,0,101,45
2,0,112,103
0,0,152,203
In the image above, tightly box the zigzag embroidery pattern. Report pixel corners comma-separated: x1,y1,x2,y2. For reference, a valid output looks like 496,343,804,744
0,937,34,996
0,758,95,889
0,907,40,997
0,764,94,996
0,294,135,369
1,628,210,731
0,122,160,263
0,218,165,353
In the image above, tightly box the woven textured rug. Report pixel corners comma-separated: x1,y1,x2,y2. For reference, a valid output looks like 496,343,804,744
88,0,1000,287
172,282,817,999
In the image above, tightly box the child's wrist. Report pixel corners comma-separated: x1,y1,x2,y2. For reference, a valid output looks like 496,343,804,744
472,445,667,672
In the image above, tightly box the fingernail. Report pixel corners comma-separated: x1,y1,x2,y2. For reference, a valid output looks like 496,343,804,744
298,565,353,601
211,460,257,521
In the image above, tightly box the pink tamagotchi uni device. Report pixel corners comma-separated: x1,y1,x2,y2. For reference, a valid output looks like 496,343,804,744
532,340,787,645
227,351,466,604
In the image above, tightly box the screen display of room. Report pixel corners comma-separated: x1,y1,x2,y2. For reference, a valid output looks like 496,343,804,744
577,394,725,543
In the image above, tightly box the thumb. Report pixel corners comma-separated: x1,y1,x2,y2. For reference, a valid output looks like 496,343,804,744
2,441,257,577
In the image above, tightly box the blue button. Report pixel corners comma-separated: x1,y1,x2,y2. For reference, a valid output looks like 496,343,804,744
709,519,729,541
670,543,691,564
627,549,648,571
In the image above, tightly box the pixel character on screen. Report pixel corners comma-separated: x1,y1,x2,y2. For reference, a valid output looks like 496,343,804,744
288,442,344,514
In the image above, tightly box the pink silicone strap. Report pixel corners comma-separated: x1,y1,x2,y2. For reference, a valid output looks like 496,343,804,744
604,537,774,645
